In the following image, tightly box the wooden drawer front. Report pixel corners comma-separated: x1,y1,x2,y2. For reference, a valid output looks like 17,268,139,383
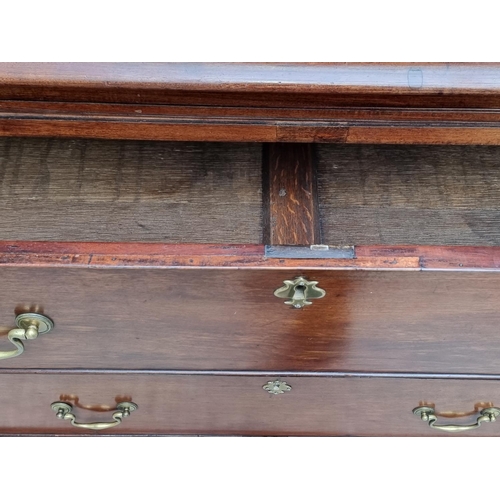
1,374,500,436
1,267,500,373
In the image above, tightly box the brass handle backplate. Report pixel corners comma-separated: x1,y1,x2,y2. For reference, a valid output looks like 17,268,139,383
413,405,500,433
51,401,138,430
0,313,54,360
274,277,326,308
263,380,292,395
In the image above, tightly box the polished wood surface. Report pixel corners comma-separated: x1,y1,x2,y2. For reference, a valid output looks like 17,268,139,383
318,144,500,246
263,144,320,245
1,373,500,436
356,245,500,270
2,64,500,436
2,64,500,144
4,241,500,271
3,114,500,145
0,138,262,243
0,241,417,270
1,267,500,372
2,63,500,105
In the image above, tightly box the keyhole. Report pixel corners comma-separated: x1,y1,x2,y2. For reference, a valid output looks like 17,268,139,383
293,285,307,300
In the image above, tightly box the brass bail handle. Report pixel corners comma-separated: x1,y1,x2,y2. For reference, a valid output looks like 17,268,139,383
0,313,54,360
51,401,138,431
413,405,500,433
274,277,326,309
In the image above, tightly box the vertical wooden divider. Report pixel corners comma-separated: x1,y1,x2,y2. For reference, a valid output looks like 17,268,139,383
263,143,322,245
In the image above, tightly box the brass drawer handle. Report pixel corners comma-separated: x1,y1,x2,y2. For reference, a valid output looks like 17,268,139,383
0,313,54,360
274,277,325,308
413,405,500,433
51,401,138,431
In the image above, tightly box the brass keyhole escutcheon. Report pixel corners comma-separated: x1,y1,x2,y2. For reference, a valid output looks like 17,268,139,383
274,277,326,308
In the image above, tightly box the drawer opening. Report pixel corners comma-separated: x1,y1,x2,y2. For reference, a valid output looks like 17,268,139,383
316,144,500,247
0,138,263,244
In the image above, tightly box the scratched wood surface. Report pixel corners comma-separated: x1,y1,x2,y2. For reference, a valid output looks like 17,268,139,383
1,267,500,372
1,374,500,436
317,144,500,245
0,138,262,243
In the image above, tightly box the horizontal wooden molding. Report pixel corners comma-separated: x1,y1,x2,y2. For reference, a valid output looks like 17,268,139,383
2,64,500,143
2,368,500,380
0,242,500,271
2,101,500,144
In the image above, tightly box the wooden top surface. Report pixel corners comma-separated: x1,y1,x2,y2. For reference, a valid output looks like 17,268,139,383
1,63,499,93
2,63,500,106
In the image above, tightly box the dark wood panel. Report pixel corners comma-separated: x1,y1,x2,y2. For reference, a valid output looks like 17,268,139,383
317,144,500,245
1,374,500,436
0,138,262,243
319,208,500,246
263,144,321,245
1,268,500,373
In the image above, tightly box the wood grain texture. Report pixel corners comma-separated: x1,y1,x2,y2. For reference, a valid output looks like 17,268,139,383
1,267,500,372
3,64,500,144
356,245,500,270
2,63,500,106
0,138,262,243
1,373,500,436
6,100,500,123
0,250,418,270
317,144,500,246
5,64,500,437
345,126,500,146
263,144,321,245
0,117,278,143
2,241,500,270
3,115,500,145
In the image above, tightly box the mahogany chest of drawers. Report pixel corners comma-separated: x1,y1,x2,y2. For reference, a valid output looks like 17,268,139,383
2,63,500,435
